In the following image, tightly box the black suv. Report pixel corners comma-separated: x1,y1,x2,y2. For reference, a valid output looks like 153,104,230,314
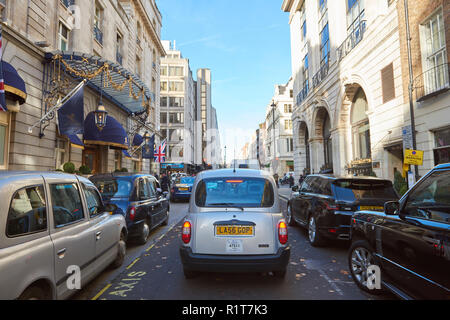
349,163,450,299
287,174,398,246
90,173,170,245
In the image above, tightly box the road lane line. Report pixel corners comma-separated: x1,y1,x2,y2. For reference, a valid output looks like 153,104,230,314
91,284,111,300
126,257,140,270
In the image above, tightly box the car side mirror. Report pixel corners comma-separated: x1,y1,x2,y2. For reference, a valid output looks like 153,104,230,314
384,201,400,215
292,185,299,192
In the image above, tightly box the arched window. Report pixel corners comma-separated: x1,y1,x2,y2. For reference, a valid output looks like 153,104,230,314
351,88,371,159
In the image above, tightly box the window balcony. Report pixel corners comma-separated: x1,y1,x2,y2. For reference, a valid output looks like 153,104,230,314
312,60,329,89
296,81,309,106
337,20,367,62
93,25,103,45
414,63,450,102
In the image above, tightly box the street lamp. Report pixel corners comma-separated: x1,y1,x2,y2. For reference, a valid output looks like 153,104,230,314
94,104,108,130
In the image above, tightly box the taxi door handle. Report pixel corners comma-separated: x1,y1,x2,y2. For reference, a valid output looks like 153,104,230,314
96,231,102,241
57,248,66,259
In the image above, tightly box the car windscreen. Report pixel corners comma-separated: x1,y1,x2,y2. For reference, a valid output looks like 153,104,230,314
195,177,274,208
91,178,133,199
332,179,398,201
180,177,195,184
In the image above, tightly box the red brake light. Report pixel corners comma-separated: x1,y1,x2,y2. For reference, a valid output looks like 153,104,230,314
182,221,191,244
278,221,288,245
129,206,136,221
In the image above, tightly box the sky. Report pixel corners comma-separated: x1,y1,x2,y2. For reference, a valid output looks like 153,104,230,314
156,0,292,163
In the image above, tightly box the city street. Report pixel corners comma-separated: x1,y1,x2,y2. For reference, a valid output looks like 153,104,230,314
74,187,394,300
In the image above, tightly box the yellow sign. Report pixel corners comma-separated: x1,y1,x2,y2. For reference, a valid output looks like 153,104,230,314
404,149,424,166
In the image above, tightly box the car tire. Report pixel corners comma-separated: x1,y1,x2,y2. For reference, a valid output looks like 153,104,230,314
183,268,199,279
348,240,385,295
136,220,150,245
308,214,326,247
162,210,169,226
286,203,296,226
18,286,48,300
111,231,126,269
273,269,286,279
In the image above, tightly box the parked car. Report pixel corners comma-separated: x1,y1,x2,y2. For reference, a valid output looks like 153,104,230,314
90,173,170,245
170,176,195,202
348,163,450,299
287,174,399,246
179,169,290,279
0,171,127,300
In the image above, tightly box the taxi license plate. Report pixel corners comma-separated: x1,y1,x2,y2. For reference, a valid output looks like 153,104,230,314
215,225,254,236
359,206,384,211
179,187,188,191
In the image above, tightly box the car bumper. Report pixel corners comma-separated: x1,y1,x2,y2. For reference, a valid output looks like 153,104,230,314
179,246,291,273
171,192,191,200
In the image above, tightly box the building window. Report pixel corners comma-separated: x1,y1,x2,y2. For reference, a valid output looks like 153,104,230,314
284,104,292,113
58,22,69,51
161,65,168,76
169,97,184,107
136,21,142,46
323,114,333,168
300,3,306,41
169,81,183,92
93,2,103,44
135,56,142,78
160,96,168,107
351,88,371,160
319,0,329,67
347,0,365,34
116,32,123,64
169,66,184,76
160,112,167,124
169,112,184,124
284,119,292,130
160,81,167,91
433,127,450,165
303,54,309,93
420,9,448,96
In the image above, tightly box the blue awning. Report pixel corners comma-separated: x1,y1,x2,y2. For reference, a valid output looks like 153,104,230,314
133,134,143,146
45,52,155,115
3,61,27,104
83,112,129,150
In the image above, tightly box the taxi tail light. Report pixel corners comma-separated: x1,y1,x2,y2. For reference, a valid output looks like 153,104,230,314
129,206,136,221
182,221,192,244
278,221,288,245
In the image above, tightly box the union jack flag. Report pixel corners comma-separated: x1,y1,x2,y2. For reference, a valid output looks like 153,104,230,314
154,139,166,163
0,25,6,112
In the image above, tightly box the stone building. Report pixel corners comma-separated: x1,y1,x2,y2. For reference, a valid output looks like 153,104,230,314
264,77,294,177
0,0,165,174
282,0,407,181
396,0,450,177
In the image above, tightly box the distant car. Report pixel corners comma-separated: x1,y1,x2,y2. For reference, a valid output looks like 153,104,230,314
287,174,399,246
348,163,450,299
238,164,249,169
179,169,290,279
90,173,169,245
0,171,127,300
171,177,195,202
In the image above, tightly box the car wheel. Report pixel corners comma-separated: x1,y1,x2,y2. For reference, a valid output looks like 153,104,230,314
308,214,326,247
111,231,126,269
183,268,199,279
19,286,48,300
136,220,150,245
162,210,169,226
273,270,286,279
286,204,295,226
348,240,384,295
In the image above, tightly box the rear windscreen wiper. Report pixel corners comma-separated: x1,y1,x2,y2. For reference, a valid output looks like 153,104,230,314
208,203,245,211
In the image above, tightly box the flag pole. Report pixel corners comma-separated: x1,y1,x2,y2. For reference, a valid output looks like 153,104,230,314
28,79,87,134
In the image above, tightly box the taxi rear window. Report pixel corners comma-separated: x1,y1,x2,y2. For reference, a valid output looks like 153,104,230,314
195,177,274,208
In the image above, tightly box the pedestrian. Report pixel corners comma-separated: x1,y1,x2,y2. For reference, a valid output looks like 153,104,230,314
160,172,171,193
288,174,294,188
273,173,279,188
298,174,305,186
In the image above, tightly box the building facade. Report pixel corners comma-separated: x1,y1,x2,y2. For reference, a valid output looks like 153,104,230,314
264,78,294,176
396,0,450,177
282,0,408,181
160,40,195,173
1,0,165,174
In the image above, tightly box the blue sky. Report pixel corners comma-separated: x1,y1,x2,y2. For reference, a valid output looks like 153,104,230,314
156,0,292,161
